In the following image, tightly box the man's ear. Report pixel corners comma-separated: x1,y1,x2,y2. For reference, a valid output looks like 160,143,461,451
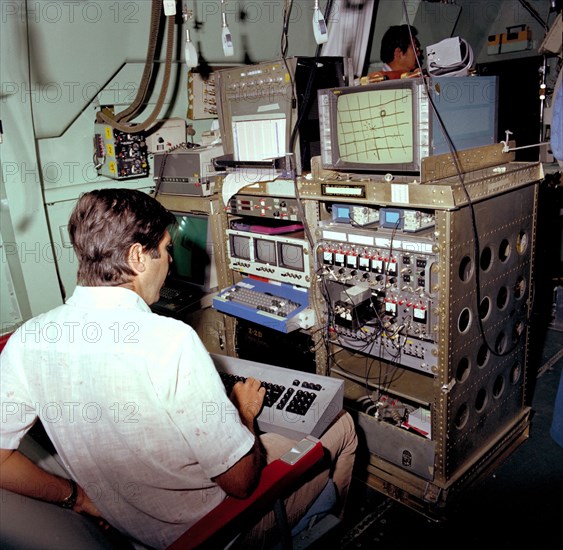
127,243,147,274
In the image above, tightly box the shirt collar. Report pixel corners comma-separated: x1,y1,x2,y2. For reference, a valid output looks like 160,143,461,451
66,286,152,313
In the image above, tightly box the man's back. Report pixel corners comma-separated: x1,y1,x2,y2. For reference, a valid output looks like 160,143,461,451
1,286,255,548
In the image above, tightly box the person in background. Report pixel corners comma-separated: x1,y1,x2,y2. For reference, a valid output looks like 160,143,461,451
361,24,423,84
0,188,357,549
380,24,423,72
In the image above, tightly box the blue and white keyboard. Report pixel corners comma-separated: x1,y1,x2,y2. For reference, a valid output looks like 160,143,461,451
213,278,311,333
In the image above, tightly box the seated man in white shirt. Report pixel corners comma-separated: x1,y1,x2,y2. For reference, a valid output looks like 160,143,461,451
0,188,357,549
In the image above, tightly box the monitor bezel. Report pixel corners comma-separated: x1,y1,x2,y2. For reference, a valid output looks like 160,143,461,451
228,233,252,261
167,210,218,293
277,241,306,272
254,237,278,265
319,79,424,174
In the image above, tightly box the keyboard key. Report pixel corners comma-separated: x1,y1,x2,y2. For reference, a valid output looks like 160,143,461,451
219,372,322,417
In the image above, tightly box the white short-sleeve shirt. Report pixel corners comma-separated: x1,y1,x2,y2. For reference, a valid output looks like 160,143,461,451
0,286,255,549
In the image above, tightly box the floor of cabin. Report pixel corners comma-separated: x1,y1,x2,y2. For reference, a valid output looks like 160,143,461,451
338,322,563,550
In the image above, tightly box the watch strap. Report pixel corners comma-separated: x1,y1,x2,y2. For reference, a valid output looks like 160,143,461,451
59,479,78,509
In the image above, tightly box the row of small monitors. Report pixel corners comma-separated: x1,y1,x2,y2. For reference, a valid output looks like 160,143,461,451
229,232,306,272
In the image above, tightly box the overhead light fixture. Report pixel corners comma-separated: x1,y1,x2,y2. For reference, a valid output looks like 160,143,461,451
221,0,234,56
312,0,328,44
184,28,198,68
163,0,176,16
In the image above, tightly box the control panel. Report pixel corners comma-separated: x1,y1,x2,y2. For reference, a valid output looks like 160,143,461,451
94,124,149,180
226,194,301,221
317,222,439,374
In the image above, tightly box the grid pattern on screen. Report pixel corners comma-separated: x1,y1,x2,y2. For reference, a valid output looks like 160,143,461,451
336,88,414,164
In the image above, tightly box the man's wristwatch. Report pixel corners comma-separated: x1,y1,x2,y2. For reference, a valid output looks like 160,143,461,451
59,479,78,509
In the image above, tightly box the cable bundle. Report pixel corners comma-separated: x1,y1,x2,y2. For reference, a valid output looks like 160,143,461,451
426,37,474,77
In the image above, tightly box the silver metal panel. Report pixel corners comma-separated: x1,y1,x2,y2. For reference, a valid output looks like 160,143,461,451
305,157,539,511
301,154,543,210
436,184,537,479
356,411,436,480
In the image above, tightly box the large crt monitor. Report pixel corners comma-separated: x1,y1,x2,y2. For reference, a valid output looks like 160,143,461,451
318,76,497,174
151,210,218,318
167,211,217,293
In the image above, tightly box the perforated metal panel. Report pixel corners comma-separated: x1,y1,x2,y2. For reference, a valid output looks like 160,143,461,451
302,155,541,517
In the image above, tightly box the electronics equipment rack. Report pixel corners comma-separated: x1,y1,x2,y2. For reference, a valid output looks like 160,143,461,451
299,144,544,519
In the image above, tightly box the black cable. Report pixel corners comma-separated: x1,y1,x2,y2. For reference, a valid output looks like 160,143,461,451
280,0,338,380
280,0,294,59
289,0,338,274
22,1,67,301
517,0,549,31
400,0,524,359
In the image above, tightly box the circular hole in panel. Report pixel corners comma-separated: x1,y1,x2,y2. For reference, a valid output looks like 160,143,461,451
458,308,472,333
458,255,473,282
456,357,471,383
499,238,511,263
477,343,489,368
493,374,505,399
497,286,509,310
480,246,493,271
454,403,469,429
514,276,526,300
510,362,522,384
475,388,488,412
516,231,528,255
479,296,491,320
495,331,507,354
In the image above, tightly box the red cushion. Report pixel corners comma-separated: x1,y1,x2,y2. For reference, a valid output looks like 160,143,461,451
166,440,324,550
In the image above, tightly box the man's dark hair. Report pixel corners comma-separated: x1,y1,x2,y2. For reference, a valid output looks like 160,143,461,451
380,25,419,64
68,188,176,286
